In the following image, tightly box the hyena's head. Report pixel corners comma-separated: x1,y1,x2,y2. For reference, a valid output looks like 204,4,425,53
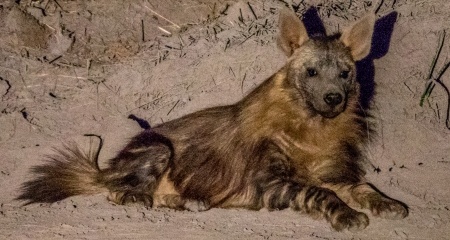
278,9,375,118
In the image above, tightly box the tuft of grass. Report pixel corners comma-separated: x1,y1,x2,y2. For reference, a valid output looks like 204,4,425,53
420,30,450,129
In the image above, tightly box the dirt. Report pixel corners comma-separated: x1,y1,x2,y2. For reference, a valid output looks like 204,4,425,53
1,0,449,239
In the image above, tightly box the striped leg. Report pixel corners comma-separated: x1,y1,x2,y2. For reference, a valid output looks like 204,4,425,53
255,140,368,231
351,183,408,219
260,181,369,231
325,183,408,219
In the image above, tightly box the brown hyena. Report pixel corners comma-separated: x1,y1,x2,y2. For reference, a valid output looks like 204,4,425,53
17,9,408,231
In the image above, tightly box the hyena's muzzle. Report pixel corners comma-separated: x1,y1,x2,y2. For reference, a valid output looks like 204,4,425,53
299,64,355,119
317,82,349,118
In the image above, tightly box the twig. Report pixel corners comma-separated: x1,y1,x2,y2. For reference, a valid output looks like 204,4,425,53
144,6,180,29
375,0,384,14
53,0,68,13
178,35,185,46
435,62,450,129
238,8,245,24
247,2,257,20
126,95,164,112
420,81,435,107
428,31,446,80
239,32,255,46
224,38,230,51
241,72,247,93
420,30,450,129
392,0,397,8
403,82,414,94
276,0,289,8
0,77,11,96
420,30,446,106
157,26,171,35
141,19,145,42
434,77,450,129
436,61,450,80
167,100,180,116
220,3,230,15
49,55,62,64
229,67,236,77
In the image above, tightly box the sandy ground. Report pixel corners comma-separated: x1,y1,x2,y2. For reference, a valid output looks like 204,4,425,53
1,0,450,239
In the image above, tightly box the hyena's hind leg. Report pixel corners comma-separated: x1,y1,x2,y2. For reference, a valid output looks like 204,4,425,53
152,172,211,212
100,130,173,207
99,129,210,211
327,183,408,219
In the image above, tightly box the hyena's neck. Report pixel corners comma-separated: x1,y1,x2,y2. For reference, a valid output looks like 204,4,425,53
237,67,367,153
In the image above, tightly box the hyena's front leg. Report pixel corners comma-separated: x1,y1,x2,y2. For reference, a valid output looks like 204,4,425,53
325,183,408,219
351,183,408,219
260,181,369,231
256,140,368,231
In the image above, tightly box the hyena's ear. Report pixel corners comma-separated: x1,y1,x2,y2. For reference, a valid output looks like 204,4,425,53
277,9,309,57
340,14,376,61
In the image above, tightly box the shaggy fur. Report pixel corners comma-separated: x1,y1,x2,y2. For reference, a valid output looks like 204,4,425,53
17,9,408,231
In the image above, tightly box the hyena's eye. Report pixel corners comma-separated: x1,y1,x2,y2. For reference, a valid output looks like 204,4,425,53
340,71,350,79
307,68,317,77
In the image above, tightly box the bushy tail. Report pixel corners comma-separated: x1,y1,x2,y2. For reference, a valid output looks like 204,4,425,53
17,142,105,205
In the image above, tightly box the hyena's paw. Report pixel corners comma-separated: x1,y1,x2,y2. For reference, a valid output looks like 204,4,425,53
108,191,153,208
331,209,369,232
183,200,211,212
371,197,408,220
157,194,210,212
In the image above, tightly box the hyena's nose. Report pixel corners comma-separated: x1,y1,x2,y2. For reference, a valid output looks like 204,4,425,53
324,93,343,106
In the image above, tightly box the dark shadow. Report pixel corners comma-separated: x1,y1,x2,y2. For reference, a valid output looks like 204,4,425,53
301,8,398,110
302,7,326,37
